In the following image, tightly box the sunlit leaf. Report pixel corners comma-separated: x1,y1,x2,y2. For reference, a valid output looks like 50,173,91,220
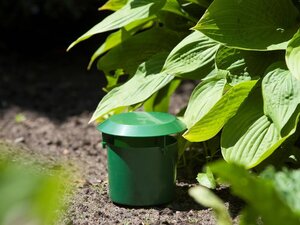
286,30,300,80
163,31,220,79
184,80,257,142
262,64,300,132
196,167,216,189
189,186,232,225
90,53,174,122
215,46,283,85
183,70,227,128
221,79,300,168
99,0,128,11
194,0,299,50
68,0,165,50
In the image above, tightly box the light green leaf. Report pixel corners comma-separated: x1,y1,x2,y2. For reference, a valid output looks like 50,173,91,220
263,64,300,132
68,0,165,50
194,0,299,50
88,18,154,69
183,70,227,128
189,186,233,225
215,46,283,85
99,0,128,11
196,167,216,189
184,80,257,142
90,53,174,122
144,79,181,112
210,162,300,225
221,84,299,168
286,30,300,80
98,27,182,75
163,31,220,79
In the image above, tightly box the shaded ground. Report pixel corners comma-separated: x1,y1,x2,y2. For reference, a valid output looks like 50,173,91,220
0,50,242,225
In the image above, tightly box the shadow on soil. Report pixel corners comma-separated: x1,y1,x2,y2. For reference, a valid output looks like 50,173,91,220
0,48,106,122
112,183,243,219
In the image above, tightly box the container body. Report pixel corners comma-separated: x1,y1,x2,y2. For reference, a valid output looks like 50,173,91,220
103,134,178,206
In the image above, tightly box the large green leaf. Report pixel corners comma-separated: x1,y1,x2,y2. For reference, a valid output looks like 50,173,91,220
68,0,165,50
189,186,232,225
262,64,300,132
183,70,227,128
210,162,300,225
163,31,220,79
90,53,174,122
97,27,182,75
286,30,300,80
88,18,154,69
221,82,300,168
184,80,257,142
215,46,283,85
194,0,300,50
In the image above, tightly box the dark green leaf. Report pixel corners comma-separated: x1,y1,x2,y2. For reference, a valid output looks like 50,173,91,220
98,27,182,75
144,79,181,112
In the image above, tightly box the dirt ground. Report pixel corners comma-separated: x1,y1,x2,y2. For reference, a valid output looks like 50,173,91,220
0,49,242,225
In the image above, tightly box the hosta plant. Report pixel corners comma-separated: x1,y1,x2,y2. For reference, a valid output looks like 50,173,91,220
190,161,300,225
69,0,300,169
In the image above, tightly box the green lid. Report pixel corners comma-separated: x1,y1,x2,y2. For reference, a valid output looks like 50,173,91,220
97,112,186,137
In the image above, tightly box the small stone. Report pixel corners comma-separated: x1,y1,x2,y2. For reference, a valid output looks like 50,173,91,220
63,149,70,155
14,137,25,143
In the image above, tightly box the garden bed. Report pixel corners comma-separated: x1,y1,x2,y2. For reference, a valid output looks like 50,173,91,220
0,50,241,225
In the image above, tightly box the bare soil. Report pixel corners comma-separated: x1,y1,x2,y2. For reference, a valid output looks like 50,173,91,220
0,50,242,225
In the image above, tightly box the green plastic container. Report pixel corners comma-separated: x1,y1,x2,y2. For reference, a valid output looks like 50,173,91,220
97,112,186,206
